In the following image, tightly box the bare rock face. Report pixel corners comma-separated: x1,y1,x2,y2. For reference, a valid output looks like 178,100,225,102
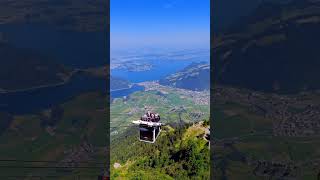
113,162,121,169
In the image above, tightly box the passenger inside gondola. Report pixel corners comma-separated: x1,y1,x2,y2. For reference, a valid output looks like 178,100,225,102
140,111,160,122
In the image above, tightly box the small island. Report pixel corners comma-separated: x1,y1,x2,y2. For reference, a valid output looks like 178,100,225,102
111,61,153,72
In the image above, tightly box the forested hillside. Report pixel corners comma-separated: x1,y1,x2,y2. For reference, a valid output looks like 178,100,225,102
110,121,210,179
159,62,209,91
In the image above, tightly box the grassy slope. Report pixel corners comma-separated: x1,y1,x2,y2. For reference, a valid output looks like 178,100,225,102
110,122,210,180
111,90,209,136
110,87,210,179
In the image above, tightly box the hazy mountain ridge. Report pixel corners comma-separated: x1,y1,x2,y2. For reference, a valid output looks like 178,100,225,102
159,62,209,91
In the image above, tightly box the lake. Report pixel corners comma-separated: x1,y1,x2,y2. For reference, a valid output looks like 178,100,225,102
110,59,200,99
111,59,203,83
110,59,192,99
0,74,106,115
0,23,208,114
110,84,144,99
0,23,108,114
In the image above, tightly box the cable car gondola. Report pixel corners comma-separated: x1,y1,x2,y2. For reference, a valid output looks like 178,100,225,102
132,111,163,143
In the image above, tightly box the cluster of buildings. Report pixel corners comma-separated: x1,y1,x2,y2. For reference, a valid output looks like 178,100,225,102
137,81,210,106
59,141,94,168
213,86,320,137
252,160,298,178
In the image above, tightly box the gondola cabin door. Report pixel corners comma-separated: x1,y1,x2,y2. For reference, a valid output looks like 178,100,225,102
139,124,161,143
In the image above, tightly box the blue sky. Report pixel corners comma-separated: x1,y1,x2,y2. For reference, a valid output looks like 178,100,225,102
111,0,210,50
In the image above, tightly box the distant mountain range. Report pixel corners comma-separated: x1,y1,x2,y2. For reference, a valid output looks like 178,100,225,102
213,0,320,94
110,76,131,91
159,62,209,91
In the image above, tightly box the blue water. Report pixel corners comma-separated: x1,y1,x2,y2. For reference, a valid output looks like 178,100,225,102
0,23,207,114
0,23,108,114
111,59,193,83
109,59,194,99
110,56,208,98
111,85,144,99
0,74,106,115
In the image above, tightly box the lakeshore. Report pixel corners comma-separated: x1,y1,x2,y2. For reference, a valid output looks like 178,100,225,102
0,69,81,94
110,84,133,92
